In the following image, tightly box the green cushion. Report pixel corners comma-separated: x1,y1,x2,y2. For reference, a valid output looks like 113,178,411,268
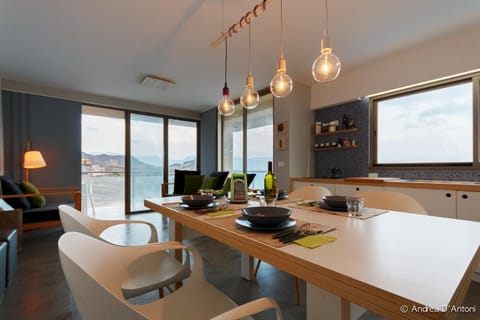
223,177,231,192
174,169,200,195
183,175,205,194
200,176,217,190
20,181,47,208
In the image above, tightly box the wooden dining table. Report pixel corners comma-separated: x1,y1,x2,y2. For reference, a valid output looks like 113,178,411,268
144,196,480,320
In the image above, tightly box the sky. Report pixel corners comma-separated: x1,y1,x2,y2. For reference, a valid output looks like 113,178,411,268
377,82,473,163
82,114,197,165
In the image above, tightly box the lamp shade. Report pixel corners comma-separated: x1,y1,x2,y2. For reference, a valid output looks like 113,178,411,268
24,150,47,169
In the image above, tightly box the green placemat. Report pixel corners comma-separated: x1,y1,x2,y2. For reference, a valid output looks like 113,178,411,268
294,234,336,249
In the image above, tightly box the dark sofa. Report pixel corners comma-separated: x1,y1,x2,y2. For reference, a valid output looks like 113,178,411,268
0,176,81,230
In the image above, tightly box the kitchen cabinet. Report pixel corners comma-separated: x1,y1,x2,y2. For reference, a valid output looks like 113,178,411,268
456,191,480,222
456,191,480,278
336,184,384,196
291,181,336,195
384,186,456,219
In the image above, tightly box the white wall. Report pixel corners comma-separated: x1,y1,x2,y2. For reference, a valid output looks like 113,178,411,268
274,82,312,191
311,22,480,109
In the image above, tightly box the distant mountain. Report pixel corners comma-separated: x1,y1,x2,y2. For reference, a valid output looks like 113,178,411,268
82,152,163,174
82,152,125,166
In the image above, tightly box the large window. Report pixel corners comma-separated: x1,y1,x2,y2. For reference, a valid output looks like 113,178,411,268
82,106,199,214
130,114,164,211
82,107,126,216
372,74,479,167
167,119,198,193
221,94,273,189
246,97,273,189
222,106,244,173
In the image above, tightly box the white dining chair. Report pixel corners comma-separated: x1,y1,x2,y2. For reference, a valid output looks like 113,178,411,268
355,190,427,214
58,204,191,299
288,185,332,200
58,232,283,320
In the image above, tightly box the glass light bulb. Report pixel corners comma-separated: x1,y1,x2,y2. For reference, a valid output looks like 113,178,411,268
240,87,259,110
312,49,341,82
270,71,293,98
217,95,235,116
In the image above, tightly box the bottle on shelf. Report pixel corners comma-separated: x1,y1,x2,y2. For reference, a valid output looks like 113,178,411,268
264,161,278,205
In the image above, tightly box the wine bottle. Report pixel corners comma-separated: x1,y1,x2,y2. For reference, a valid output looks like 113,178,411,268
264,161,277,204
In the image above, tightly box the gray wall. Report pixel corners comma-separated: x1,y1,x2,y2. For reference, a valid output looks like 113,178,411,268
314,99,369,178
0,77,3,175
200,108,218,175
2,91,81,188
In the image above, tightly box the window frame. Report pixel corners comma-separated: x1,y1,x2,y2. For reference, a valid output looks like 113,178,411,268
219,90,274,175
370,72,480,170
82,105,200,214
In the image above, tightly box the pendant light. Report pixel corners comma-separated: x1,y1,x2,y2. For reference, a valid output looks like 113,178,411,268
270,0,293,98
217,37,235,116
312,0,341,82
240,22,259,110
217,0,234,116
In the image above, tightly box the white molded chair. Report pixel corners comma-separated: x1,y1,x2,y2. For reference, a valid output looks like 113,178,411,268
355,191,427,214
59,204,159,243
255,185,332,305
58,204,190,298
58,232,283,320
288,185,332,200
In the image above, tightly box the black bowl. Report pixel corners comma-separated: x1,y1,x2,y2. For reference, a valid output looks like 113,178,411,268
321,195,347,209
241,207,292,226
181,195,214,207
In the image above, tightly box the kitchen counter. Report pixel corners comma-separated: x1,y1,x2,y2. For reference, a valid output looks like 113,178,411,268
290,177,480,192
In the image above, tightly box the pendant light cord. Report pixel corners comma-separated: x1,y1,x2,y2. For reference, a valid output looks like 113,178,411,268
221,0,225,35
324,0,328,38
280,0,284,59
224,38,228,85
248,22,252,75
222,0,228,86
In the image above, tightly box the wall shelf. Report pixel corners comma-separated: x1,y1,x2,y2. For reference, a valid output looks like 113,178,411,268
313,145,358,151
314,128,358,136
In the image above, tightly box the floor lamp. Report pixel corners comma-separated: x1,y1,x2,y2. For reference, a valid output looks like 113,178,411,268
23,148,47,182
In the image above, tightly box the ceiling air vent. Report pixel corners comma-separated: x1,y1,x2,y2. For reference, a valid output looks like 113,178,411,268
140,74,175,90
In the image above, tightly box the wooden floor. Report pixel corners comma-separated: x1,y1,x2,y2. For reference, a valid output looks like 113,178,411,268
0,211,479,320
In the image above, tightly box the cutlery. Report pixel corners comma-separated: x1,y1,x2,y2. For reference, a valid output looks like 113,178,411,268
273,223,336,243
196,203,228,214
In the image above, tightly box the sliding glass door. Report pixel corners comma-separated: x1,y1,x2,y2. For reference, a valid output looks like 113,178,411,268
246,95,273,189
221,94,273,189
81,106,125,216
82,106,199,215
130,114,164,211
166,119,198,194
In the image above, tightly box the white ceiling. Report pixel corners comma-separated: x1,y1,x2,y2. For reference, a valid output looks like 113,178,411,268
1,0,480,113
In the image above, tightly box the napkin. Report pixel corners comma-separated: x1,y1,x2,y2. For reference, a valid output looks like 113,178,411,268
294,234,336,249
207,210,236,217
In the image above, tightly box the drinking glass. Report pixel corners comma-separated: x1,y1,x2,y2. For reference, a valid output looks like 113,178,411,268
264,187,279,206
346,197,364,217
